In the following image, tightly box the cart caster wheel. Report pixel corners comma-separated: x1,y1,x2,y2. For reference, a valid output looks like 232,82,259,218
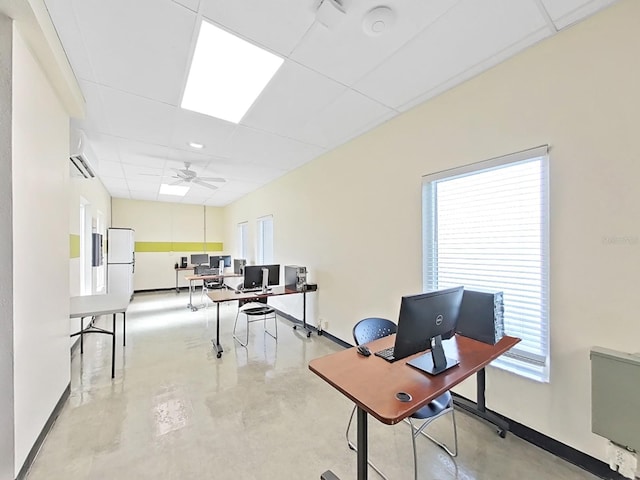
318,330,323,336
216,352,222,359
293,325,297,330
498,430,506,438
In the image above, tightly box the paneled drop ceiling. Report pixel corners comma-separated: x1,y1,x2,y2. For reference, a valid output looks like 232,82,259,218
45,0,617,206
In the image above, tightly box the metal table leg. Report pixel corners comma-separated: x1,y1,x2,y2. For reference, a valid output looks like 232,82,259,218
211,302,223,358
122,312,126,346
292,290,313,337
320,406,368,480
111,313,116,378
453,367,509,437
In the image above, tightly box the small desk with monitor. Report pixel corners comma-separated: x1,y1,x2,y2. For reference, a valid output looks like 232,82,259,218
309,334,520,480
206,285,316,358
184,272,242,311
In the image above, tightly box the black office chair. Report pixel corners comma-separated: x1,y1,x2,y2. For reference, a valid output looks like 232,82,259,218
232,297,277,347
347,317,458,480
200,269,224,306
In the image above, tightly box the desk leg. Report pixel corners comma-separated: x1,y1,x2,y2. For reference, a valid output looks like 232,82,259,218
453,367,509,438
188,280,197,311
211,303,223,358
123,312,126,347
357,407,368,480
175,269,179,293
80,316,84,354
320,407,368,480
111,313,116,379
292,290,313,338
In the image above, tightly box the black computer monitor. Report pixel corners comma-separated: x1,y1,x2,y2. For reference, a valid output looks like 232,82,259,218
243,264,280,290
190,253,209,266
393,286,464,374
210,255,232,268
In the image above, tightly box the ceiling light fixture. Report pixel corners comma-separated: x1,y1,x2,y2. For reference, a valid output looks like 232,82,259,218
188,142,204,149
362,6,396,37
159,184,190,196
181,21,284,124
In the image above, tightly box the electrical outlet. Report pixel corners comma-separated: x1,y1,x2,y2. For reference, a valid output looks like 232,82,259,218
608,442,638,479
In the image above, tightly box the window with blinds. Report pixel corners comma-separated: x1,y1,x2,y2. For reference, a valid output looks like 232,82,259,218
422,146,549,381
257,215,274,264
238,222,248,260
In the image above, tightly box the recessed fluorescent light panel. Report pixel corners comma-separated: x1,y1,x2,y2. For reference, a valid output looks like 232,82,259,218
181,21,284,123
159,184,190,196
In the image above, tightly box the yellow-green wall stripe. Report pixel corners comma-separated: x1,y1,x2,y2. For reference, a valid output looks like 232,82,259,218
135,242,223,253
70,234,80,258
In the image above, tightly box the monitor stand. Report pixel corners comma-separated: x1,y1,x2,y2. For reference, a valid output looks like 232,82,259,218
406,335,459,375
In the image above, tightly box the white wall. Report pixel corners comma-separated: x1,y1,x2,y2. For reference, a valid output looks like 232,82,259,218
224,0,640,463
11,25,71,474
112,199,225,291
0,14,15,480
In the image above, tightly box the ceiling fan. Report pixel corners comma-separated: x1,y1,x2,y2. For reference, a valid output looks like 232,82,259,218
170,162,226,190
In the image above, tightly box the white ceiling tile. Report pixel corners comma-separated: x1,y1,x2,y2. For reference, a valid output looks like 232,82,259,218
170,109,236,158
100,176,128,189
171,0,200,13
100,87,177,146
295,89,395,147
126,180,161,193
116,138,169,168
200,0,316,55
231,127,325,170
129,190,160,201
354,0,549,109
242,60,347,142
108,188,132,199
44,0,96,82
98,161,125,179
72,0,196,105
290,0,462,86
539,0,618,29
121,164,164,180
84,132,121,164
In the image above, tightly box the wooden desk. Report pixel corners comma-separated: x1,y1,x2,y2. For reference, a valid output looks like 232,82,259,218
309,334,520,480
206,286,314,358
69,294,130,378
174,266,194,293
184,273,242,311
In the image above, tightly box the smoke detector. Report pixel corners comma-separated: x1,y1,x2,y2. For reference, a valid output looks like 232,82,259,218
362,6,396,36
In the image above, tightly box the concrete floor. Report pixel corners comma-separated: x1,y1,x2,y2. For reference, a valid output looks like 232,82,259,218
26,291,596,479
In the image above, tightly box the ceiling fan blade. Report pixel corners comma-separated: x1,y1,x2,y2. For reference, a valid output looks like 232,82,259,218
197,177,226,183
170,179,186,186
193,178,218,190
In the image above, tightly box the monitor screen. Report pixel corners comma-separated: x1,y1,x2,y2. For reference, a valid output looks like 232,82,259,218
393,286,464,363
190,253,209,265
243,264,280,290
210,255,232,268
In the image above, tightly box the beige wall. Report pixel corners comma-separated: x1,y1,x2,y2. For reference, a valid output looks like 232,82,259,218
111,199,225,290
224,0,640,461
12,25,72,474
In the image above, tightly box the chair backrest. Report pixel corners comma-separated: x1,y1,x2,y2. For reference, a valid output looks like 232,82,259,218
352,317,397,346
239,297,268,308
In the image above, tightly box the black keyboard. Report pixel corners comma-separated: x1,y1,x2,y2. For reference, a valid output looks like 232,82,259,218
374,346,396,362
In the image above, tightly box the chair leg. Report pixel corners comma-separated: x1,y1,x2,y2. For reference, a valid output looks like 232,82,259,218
408,406,458,479
263,312,277,340
232,311,249,347
345,405,389,480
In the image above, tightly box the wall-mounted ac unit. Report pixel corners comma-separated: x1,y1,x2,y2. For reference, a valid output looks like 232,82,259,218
69,129,98,179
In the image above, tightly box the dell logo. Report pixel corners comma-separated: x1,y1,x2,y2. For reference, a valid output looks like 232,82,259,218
435,314,443,326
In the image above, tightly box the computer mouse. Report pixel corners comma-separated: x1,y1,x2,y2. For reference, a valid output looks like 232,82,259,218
357,345,371,357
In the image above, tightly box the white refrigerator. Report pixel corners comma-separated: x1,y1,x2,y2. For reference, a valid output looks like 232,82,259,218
107,228,135,299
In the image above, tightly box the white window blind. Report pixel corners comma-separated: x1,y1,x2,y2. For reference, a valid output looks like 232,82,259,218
422,146,549,381
238,222,248,260
257,215,273,264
